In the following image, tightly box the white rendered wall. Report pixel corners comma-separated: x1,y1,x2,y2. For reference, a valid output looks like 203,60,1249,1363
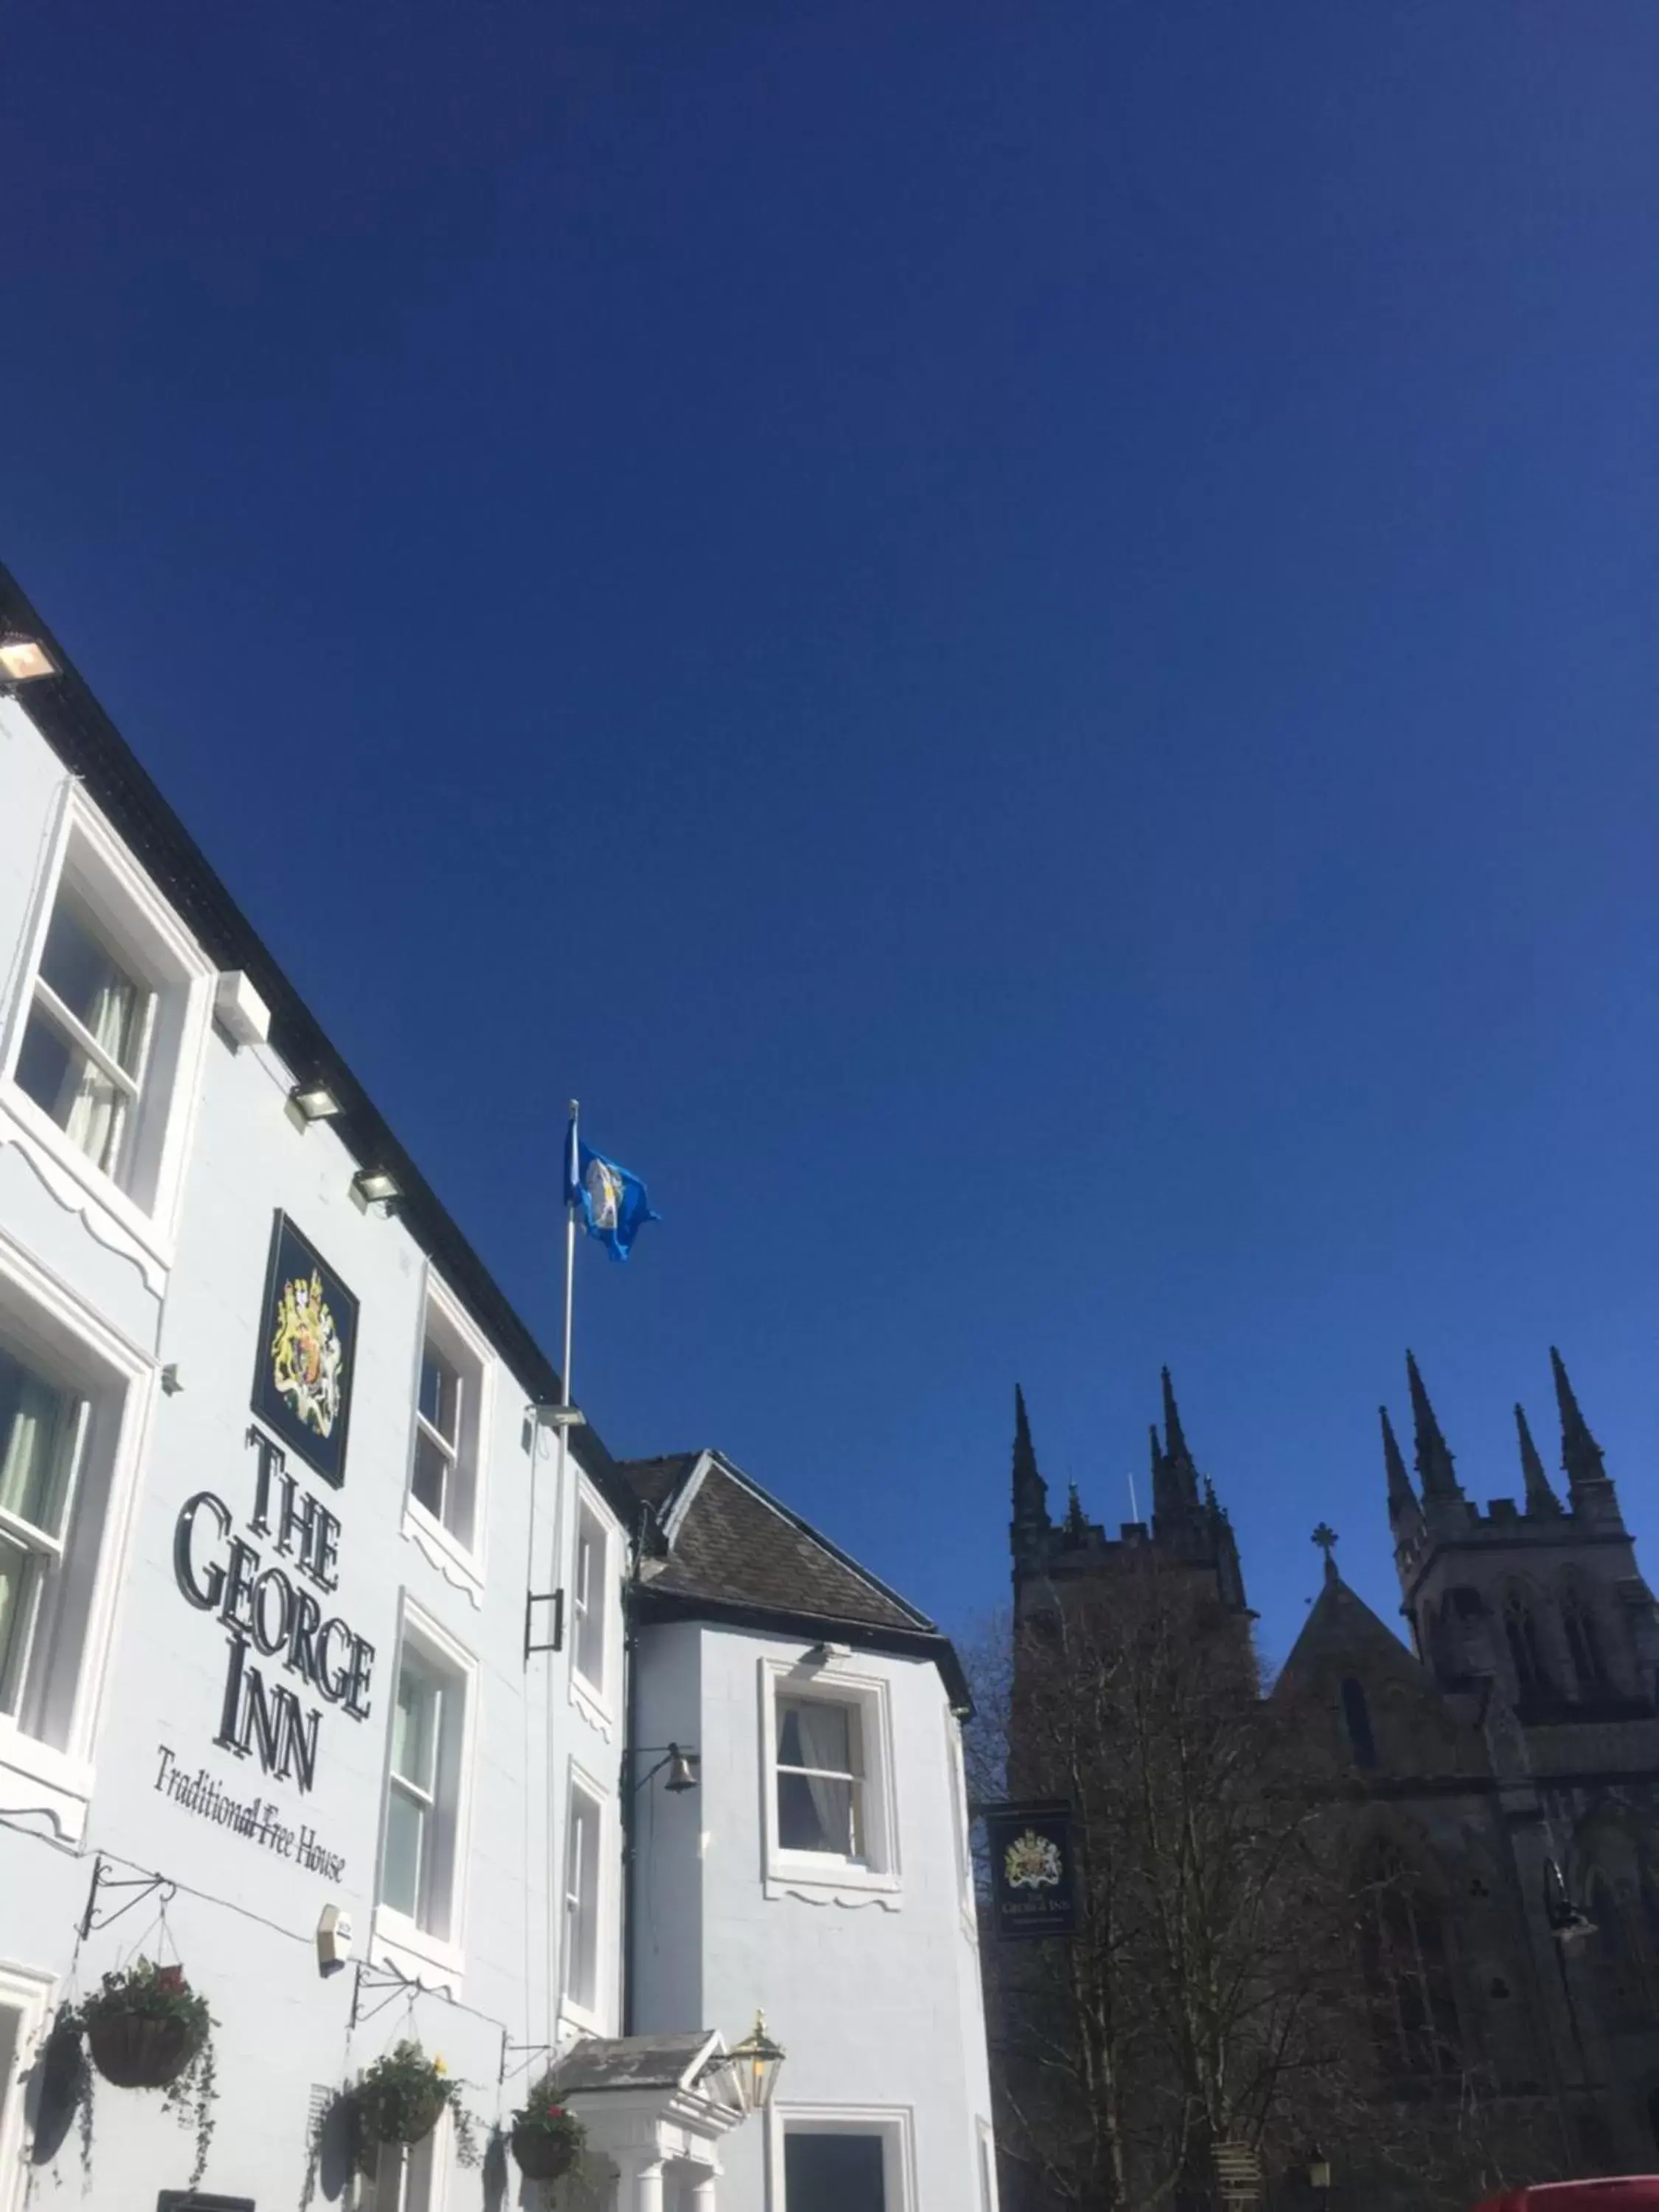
0,695,627,2212
633,1619,995,2212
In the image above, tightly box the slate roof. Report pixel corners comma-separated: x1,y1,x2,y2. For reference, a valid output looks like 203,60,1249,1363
620,1453,700,1514
616,1453,936,1636
549,2031,717,2094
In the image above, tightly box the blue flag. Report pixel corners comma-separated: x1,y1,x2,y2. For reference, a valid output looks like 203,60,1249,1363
566,1130,659,1262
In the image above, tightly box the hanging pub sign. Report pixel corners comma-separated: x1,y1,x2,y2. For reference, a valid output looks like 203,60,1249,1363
251,1211,358,1488
984,1798,1077,1940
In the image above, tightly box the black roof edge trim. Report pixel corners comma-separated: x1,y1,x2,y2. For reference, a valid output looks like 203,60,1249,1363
0,562,645,1534
635,1584,973,1715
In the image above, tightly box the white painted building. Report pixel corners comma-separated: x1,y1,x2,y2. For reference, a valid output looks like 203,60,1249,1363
0,571,994,2212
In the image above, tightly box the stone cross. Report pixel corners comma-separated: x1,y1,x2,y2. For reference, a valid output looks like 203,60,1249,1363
1312,1523,1339,1582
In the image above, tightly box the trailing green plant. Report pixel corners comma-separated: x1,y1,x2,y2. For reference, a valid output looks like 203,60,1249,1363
509,2074,585,2178
510,2076,585,2154
352,2043,479,2171
69,1960,217,2189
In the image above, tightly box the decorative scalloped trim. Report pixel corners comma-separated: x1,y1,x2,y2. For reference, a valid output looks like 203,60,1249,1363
0,1099,168,1296
400,1504,485,1610
0,1745,91,1847
765,1880,901,1911
568,1671,616,1744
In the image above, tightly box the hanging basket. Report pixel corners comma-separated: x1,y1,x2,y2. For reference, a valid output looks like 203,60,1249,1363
511,2124,580,2181
357,2078,450,2149
85,2010,195,2090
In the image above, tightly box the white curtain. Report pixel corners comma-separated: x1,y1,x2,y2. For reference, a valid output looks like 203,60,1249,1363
0,1534,29,1709
794,1702,857,1854
0,1366,69,1540
57,978,136,1175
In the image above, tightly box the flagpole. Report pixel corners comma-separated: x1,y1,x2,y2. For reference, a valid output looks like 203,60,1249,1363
561,1099,578,1415
547,1099,579,2053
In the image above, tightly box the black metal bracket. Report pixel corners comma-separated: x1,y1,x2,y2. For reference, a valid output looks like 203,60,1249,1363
498,2037,553,2086
524,1588,564,1663
348,1961,422,2031
78,1857,175,1941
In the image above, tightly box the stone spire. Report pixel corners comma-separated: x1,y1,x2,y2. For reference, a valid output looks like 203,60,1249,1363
1381,1405,1419,1523
1063,1482,1089,1544
1551,1347,1607,1494
1407,1351,1462,1500
1011,1385,1050,1559
1514,1402,1562,1517
1160,1366,1200,1509
1161,1365,1191,1467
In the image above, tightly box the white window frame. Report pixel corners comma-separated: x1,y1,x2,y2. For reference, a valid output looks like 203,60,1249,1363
372,1599,478,1993
946,1710,978,1939
357,2104,448,2212
977,2118,999,2212
0,1229,153,1844
770,2102,917,2212
568,1486,618,1734
400,1271,492,1607
0,1964,55,2212
0,789,215,1292
559,1764,610,2034
759,1656,900,1907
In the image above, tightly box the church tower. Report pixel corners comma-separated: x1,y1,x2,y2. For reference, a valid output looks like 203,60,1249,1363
1008,1372,1248,1624
1387,1348,1659,1714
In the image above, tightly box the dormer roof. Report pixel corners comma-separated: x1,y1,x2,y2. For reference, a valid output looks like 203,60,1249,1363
616,1449,969,1708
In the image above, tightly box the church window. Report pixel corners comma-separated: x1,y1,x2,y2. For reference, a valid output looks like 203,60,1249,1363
1502,1588,1548,1694
1358,1844,1461,2079
1561,1584,1607,1694
1340,1677,1377,1769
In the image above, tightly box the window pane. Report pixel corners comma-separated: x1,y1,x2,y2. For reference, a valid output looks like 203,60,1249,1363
778,1697,855,1776
566,1796,600,2010
37,898,145,1076
14,1012,131,1180
574,1518,605,1688
392,1664,439,1792
411,1429,448,1521
383,1785,426,1920
0,1346,75,1541
418,1343,460,1444
779,1771,859,1855
0,1531,47,1716
785,2132,886,2212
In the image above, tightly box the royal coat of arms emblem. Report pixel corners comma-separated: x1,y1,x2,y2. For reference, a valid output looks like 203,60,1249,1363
1003,1828,1065,1891
251,1214,359,1486
271,1267,343,1437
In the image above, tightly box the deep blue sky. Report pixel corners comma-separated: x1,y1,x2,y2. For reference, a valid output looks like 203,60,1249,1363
6,2,1658,1664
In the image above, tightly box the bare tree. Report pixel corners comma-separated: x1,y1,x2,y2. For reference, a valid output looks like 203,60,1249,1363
966,1557,1551,2212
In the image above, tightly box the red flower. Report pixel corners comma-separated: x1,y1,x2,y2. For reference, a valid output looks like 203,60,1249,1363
155,1966,187,1993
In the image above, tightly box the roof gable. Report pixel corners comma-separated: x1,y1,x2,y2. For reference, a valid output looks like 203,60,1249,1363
616,1451,935,1636
1278,1576,1425,1696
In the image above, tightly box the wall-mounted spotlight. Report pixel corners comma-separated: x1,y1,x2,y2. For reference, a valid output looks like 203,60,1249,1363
290,1082,342,1123
0,632,58,687
537,1405,588,1431
351,1166,402,1211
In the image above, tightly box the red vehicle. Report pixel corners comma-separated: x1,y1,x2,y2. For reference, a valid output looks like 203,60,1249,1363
1475,2186,1659,2211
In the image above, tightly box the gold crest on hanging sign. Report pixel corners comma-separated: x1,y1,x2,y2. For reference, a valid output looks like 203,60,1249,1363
1003,1828,1064,1891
